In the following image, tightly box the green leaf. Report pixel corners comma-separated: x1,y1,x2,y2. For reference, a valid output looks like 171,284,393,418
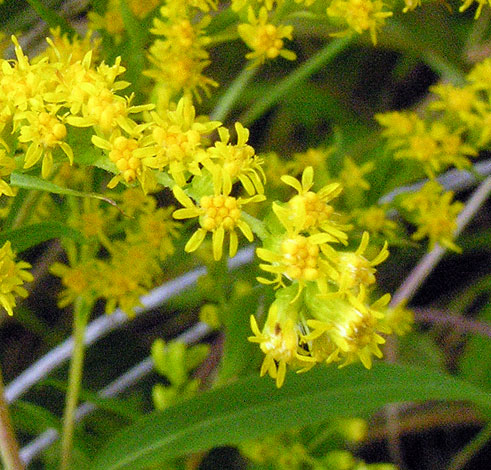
11,400,61,435
0,221,85,252
217,287,267,383
459,302,491,392
25,0,75,36
92,363,491,470
10,172,119,207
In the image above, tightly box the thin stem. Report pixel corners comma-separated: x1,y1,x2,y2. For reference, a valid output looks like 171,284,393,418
240,36,353,127
20,323,210,465
210,65,260,123
59,296,92,470
0,366,25,470
447,423,491,470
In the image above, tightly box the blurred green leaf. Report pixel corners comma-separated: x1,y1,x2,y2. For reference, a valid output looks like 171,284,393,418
11,400,61,435
25,0,75,36
459,302,491,392
0,221,84,252
92,363,491,470
218,286,267,383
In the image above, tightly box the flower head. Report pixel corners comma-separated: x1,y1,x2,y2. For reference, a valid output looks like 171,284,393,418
327,0,393,45
401,181,463,251
173,183,265,260
249,287,314,387
0,241,33,316
17,108,73,178
238,7,296,66
273,166,348,242
204,122,265,196
333,232,389,294
149,97,220,186
305,286,390,369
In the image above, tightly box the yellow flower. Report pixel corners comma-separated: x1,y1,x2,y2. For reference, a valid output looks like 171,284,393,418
50,261,100,308
249,288,314,387
256,232,334,296
91,125,159,193
41,28,101,65
16,108,73,178
272,166,348,242
172,184,265,260
401,181,463,252
305,286,390,369
339,157,374,191
333,231,389,294
375,111,419,139
238,7,296,66
149,97,221,186
126,207,181,261
0,241,33,316
381,303,414,336
326,0,393,45
204,122,266,196
353,205,398,239
146,6,217,100
378,112,477,178
429,83,476,121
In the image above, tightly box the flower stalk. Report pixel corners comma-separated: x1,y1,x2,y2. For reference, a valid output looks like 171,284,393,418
59,297,93,470
0,365,25,470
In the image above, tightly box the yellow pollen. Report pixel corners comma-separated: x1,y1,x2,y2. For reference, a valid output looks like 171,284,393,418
281,236,320,280
109,137,141,182
200,195,241,232
38,112,67,147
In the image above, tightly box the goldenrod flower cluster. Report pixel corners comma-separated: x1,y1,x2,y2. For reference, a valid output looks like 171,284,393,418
1,0,484,388
51,188,180,315
376,60,490,252
248,165,403,387
145,1,218,103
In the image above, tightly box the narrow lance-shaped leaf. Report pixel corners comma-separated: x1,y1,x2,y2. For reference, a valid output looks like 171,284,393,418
92,363,491,470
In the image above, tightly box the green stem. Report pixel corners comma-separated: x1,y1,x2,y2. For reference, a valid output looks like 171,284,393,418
59,296,93,470
10,189,42,230
210,65,260,123
241,36,353,127
0,366,25,470
447,422,491,470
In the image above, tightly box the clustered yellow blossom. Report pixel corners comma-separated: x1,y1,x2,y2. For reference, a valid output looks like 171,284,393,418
401,181,463,252
238,7,296,66
88,0,161,42
51,190,180,315
0,241,33,316
145,1,218,103
326,0,393,45
0,33,160,194
375,59,491,252
250,167,407,387
376,111,477,178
